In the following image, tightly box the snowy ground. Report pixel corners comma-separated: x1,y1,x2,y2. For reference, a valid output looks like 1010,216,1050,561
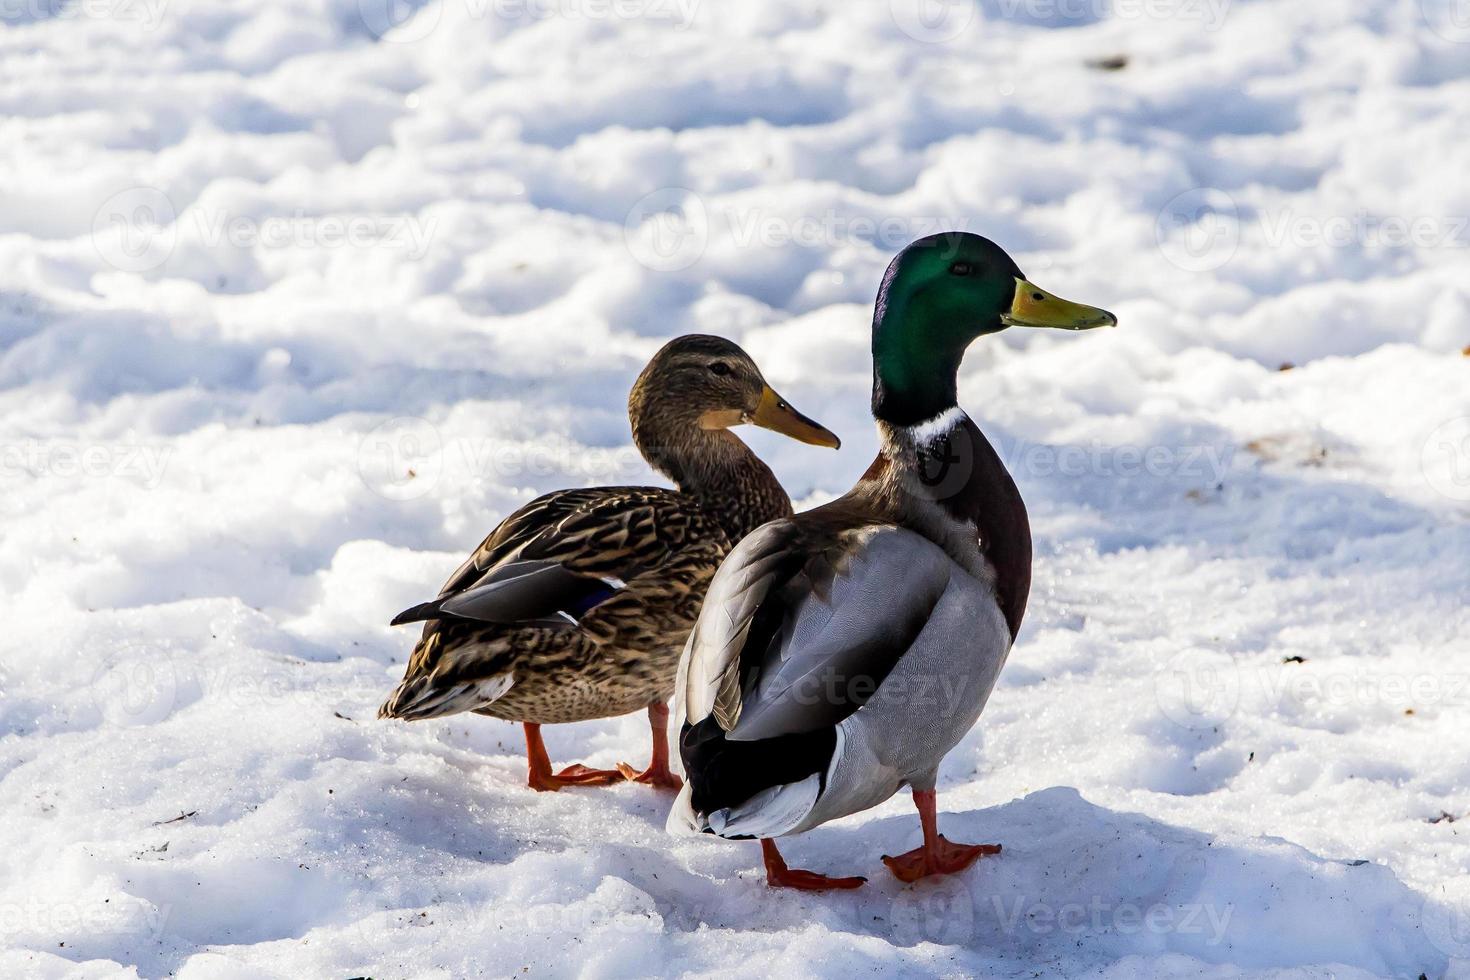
3,0,1470,976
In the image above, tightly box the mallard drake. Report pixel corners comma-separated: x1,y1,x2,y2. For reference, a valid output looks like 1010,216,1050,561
668,233,1116,888
379,334,839,792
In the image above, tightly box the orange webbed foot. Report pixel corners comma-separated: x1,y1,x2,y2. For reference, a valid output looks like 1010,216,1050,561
522,724,627,791
526,764,625,792
882,788,1002,882
882,836,1002,883
760,839,866,891
615,761,683,790
767,866,868,891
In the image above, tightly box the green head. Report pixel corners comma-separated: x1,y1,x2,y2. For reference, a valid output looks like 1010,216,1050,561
871,232,1116,425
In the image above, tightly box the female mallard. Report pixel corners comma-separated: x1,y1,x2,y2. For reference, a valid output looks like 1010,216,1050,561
379,334,839,792
669,233,1116,888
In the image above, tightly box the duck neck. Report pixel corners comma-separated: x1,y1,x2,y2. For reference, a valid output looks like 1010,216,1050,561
632,414,792,542
869,405,1032,640
874,405,980,530
870,289,968,426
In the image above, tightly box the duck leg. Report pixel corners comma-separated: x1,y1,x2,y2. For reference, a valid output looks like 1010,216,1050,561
615,702,683,789
760,839,866,891
522,722,623,792
881,788,1001,882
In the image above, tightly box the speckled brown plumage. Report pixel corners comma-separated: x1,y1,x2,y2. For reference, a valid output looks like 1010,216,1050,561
404,488,744,725
378,335,835,739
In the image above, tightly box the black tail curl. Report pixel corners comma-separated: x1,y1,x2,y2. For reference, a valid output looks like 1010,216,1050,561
680,716,836,824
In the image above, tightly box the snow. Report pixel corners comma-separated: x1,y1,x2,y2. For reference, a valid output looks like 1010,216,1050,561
2,0,1469,976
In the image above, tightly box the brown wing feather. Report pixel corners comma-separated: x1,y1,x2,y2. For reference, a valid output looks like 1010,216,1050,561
436,487,609,596
380,487,731,720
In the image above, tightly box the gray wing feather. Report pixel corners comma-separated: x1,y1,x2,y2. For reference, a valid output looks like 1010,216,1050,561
682,521,800,729
728,528,952,740
434,489,602,598
679,522,955,741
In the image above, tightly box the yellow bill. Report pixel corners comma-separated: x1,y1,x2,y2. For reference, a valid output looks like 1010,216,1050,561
747,386,841,449
1003,278,1117,330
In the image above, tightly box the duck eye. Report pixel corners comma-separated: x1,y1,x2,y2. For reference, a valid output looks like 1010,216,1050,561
708,361,732,377
949,261,973,276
